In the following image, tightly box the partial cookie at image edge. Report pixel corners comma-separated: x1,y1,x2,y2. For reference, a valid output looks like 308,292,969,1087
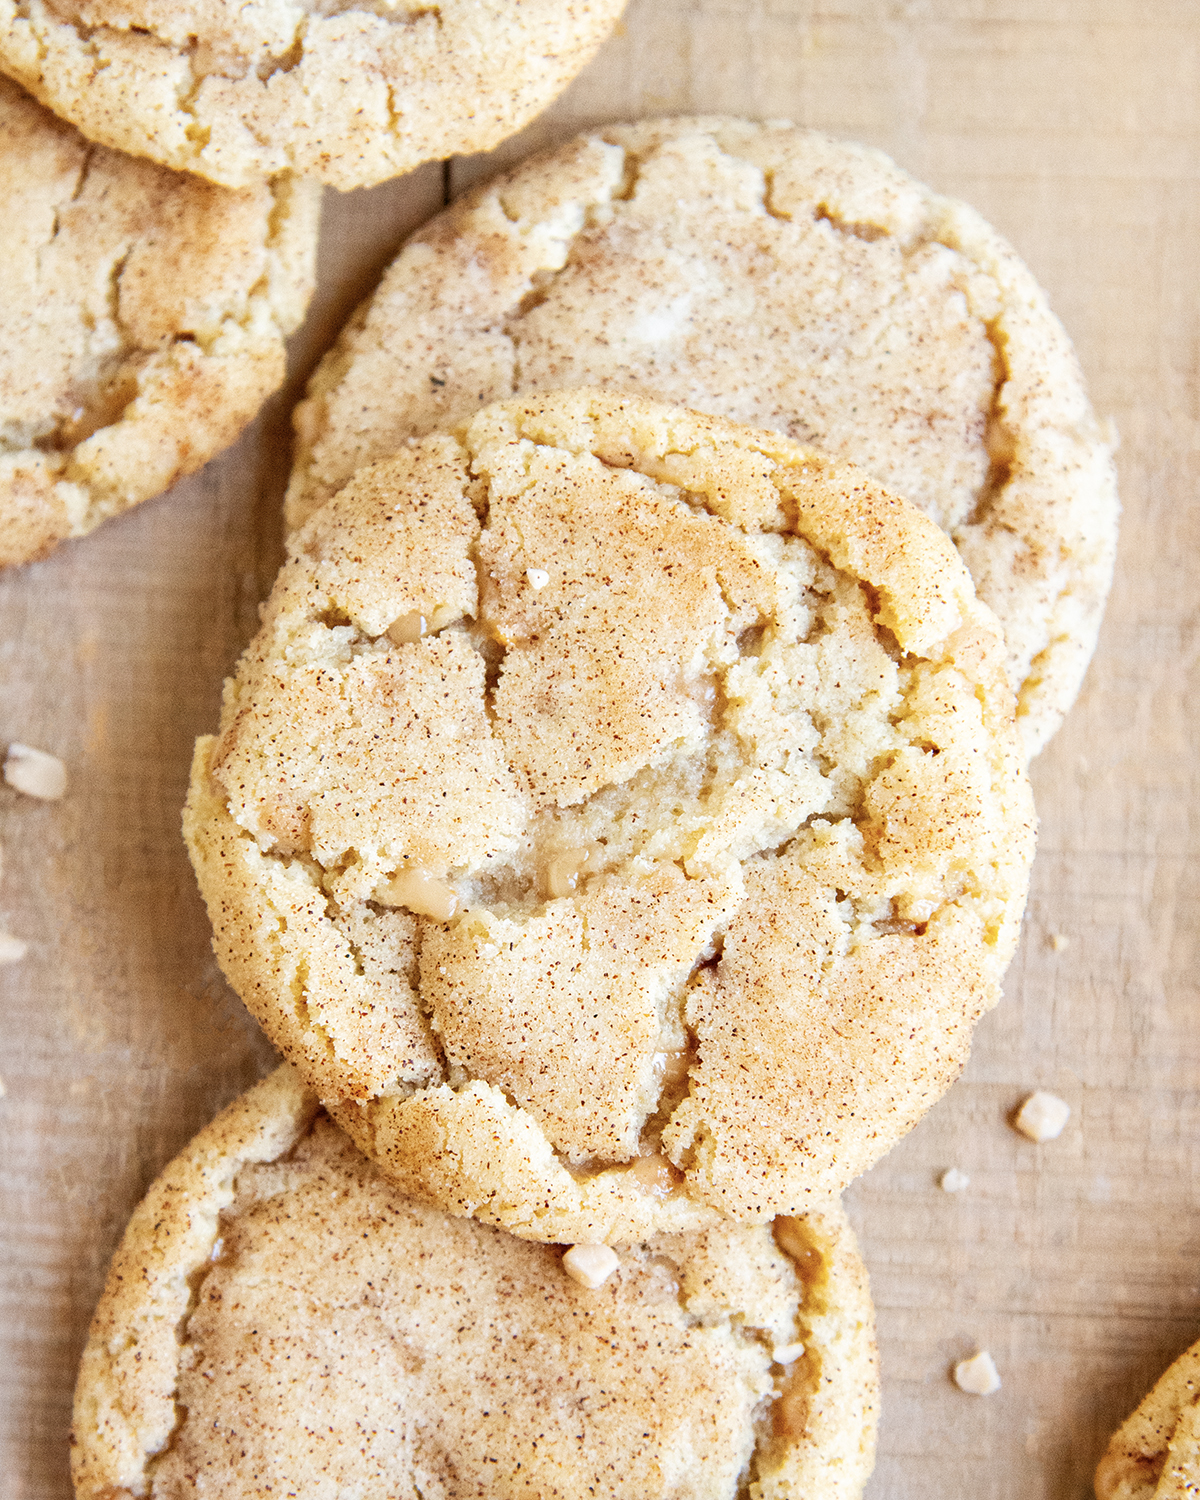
0,0,628,190
1096,1340,1200,1500
70,1064,880,1500
0,74,320,568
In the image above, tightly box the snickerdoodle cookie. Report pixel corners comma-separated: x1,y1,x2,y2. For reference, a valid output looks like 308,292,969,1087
287,117,1118,755
185,390,1035,1243
0,0,627,190
72,1065,879,1500
0,73,318,567
1096,1341,1200,1500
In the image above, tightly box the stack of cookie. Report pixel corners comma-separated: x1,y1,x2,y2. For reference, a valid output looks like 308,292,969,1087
2,12,1122,1493
0,0,626,564
79,377,1042,1494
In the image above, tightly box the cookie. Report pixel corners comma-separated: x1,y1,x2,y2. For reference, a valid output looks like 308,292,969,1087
286,116,1119,756
0,74,319,567
71,1065,879,1500
0,0,627,191
185,390,1036,1242
1096,1341,1200,1500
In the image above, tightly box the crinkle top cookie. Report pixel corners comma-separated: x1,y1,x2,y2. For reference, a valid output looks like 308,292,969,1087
1096,1340,1200,1500
186,390,1035,1243
0,0,627,190
0,73,318,567
71,1066,879,1500
287,116,1119,755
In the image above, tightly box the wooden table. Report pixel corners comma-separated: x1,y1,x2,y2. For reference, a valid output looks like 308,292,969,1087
3,3,1197,1495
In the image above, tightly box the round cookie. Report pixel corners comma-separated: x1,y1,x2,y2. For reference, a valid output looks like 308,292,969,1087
286,116,1119,756
0,0,627,191
185,390,1036,1242
0,73,319,567
72,1065,879,1500
1096,1341,1200,1500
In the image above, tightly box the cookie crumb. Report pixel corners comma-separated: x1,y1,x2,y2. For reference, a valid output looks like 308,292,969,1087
1013,1091,1071,1143
954,1350,1001,1395
4,744,67,800
772,1341,805,1364
0,932,27,964
1049,932,1070,951
939,1167,970,1193
526,567,550,590
562,1243,620,1289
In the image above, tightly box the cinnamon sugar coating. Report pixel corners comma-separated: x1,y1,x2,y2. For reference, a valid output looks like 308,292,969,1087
71,1067,879,1500
0,0,626,190
0,73,318,566
185,390,1035,1241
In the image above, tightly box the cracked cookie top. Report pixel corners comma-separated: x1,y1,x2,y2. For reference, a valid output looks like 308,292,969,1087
0,0,626,190
185,390,1035,1241
287,116,1119,756
0,73,318,566
72,1066,879,1500
1096,1340,1200,1500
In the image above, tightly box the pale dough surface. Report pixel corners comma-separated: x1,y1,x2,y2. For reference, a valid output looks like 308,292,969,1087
71,1065,879,1500
0,0,626,190
185,390,1036,1242
287,117,1119,755
0,73,318,567
1096,1341,1200,1500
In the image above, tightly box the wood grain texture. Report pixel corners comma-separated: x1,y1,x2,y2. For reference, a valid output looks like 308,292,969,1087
1,4,1196,1497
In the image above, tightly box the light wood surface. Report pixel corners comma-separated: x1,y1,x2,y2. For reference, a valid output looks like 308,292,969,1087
2,3,1197,1496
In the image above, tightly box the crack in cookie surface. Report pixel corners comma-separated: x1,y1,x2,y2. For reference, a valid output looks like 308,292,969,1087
1,76,303,451
506,131,999,537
